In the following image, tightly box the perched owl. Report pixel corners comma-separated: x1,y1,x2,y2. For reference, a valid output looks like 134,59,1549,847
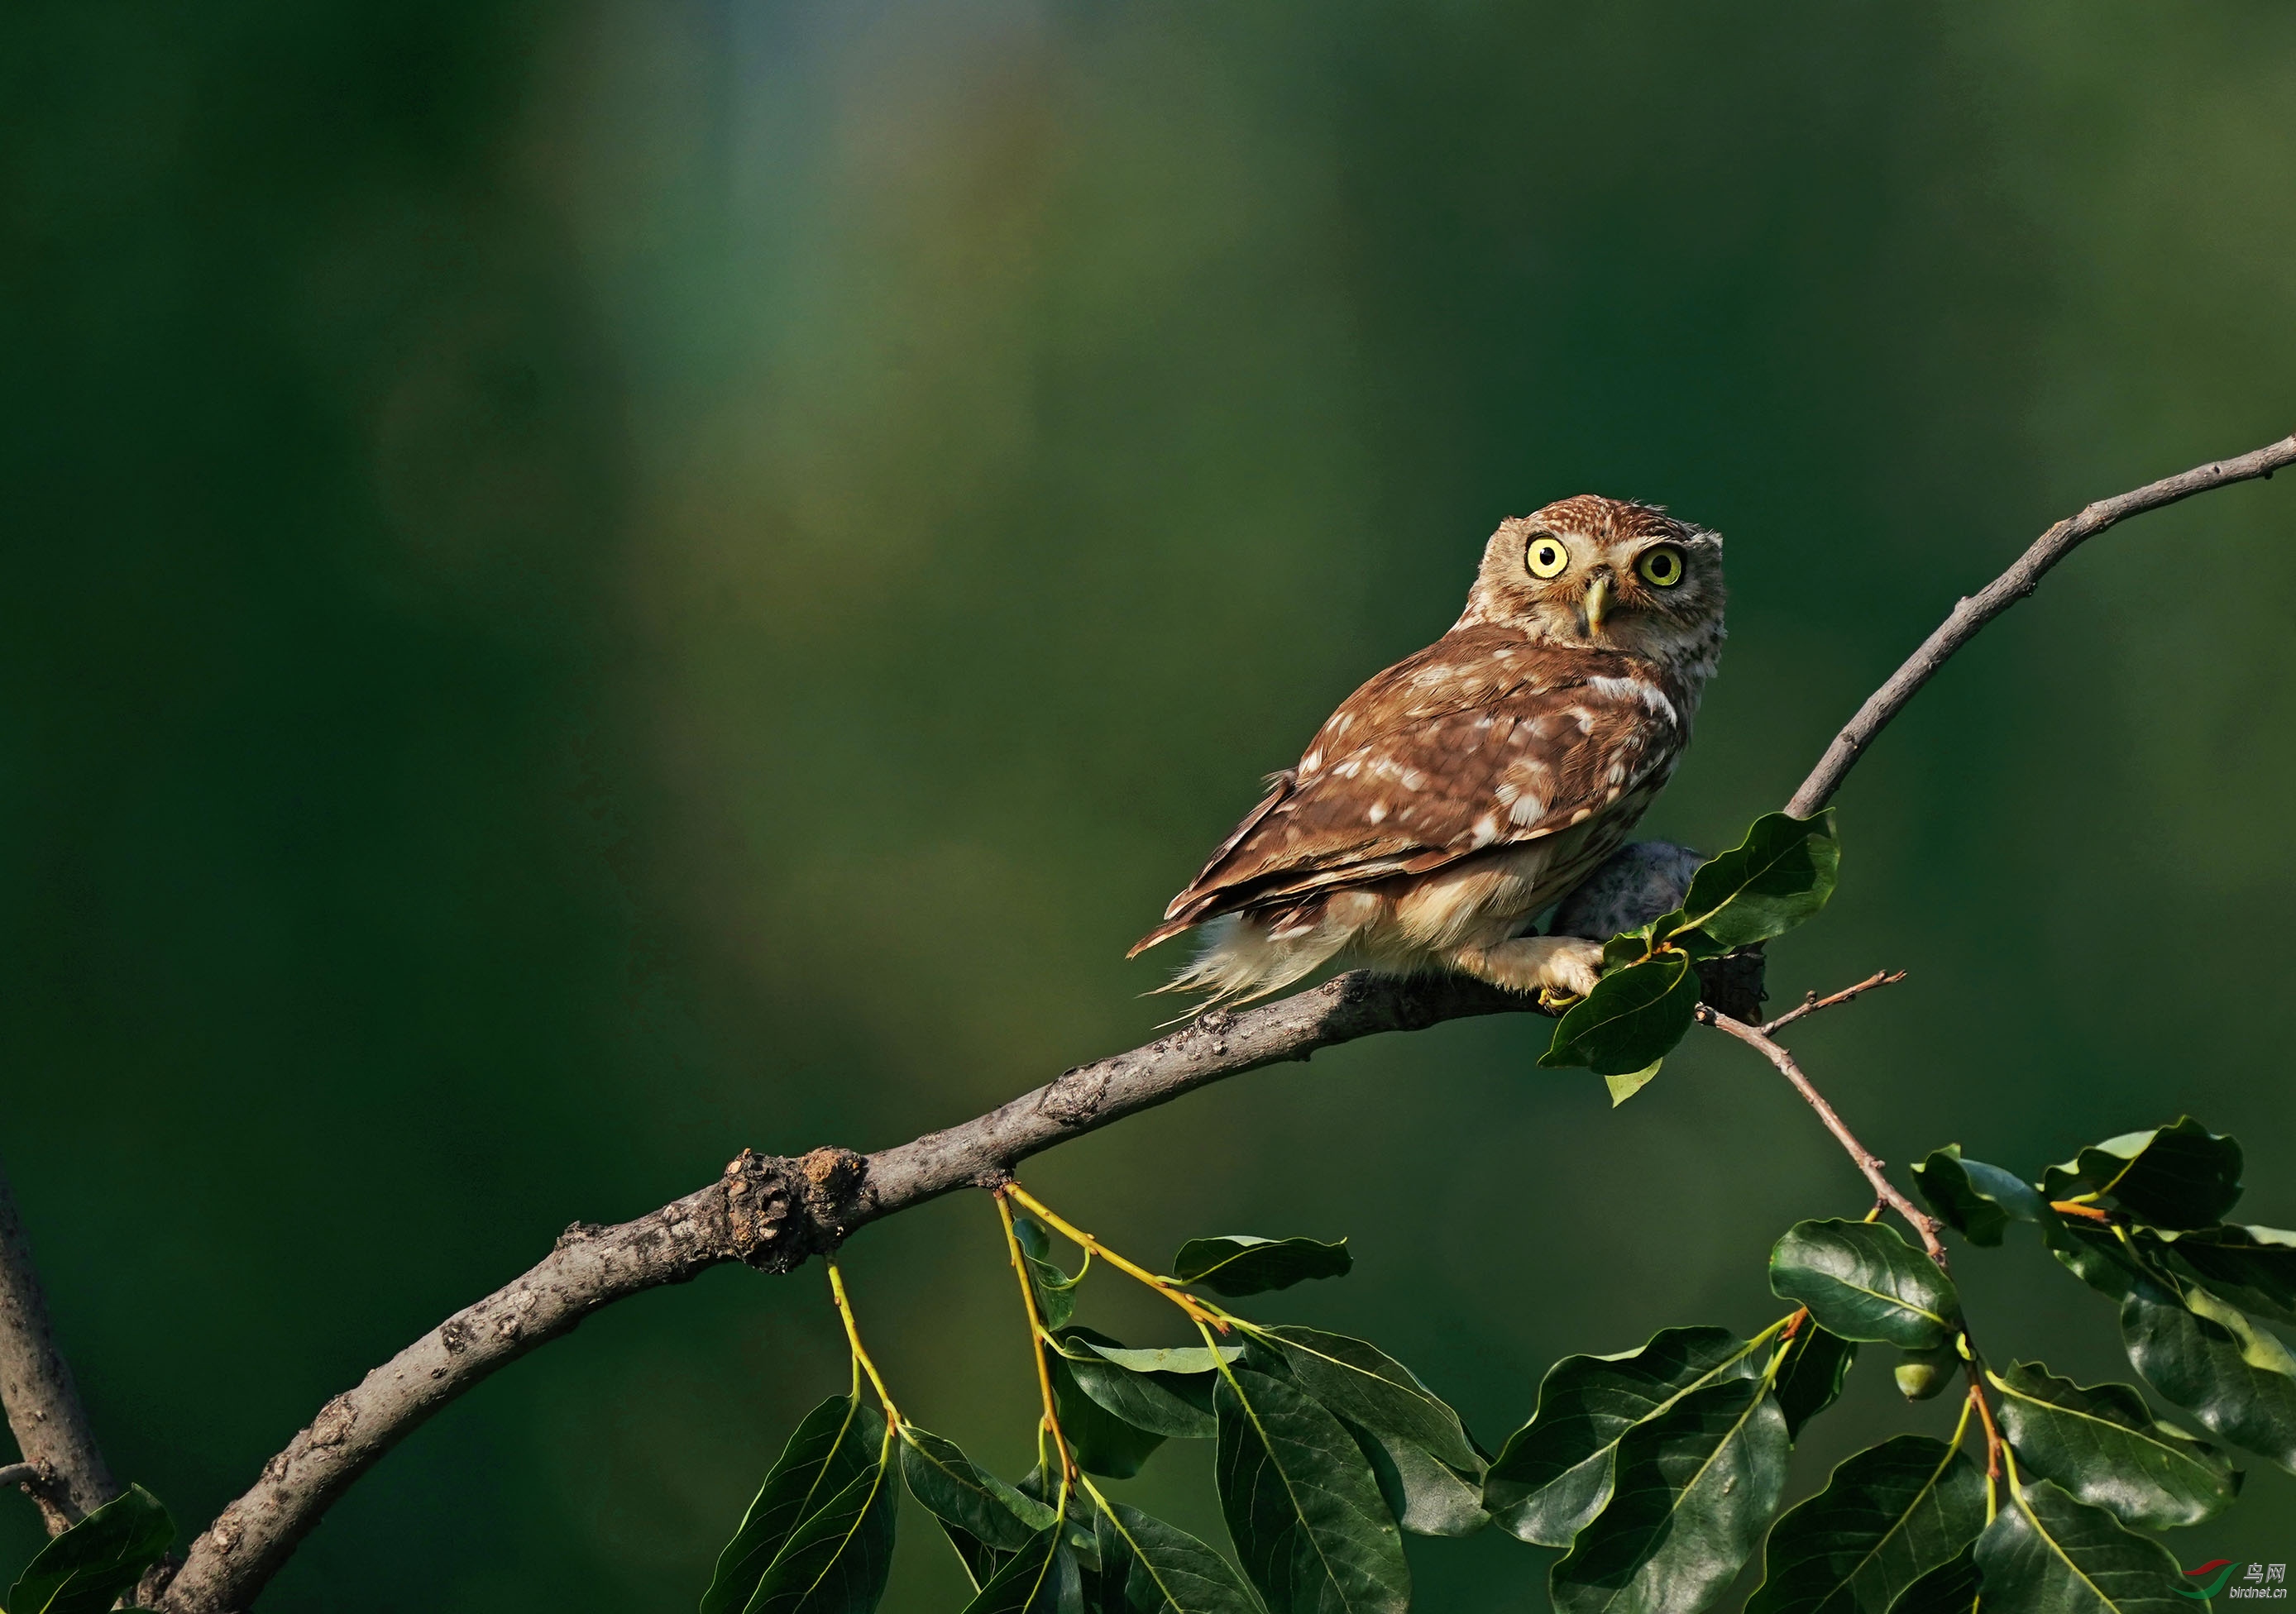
1131,495,1725,1005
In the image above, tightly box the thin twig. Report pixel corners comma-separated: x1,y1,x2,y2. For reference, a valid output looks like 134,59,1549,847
827,1263,901,1426
1759,970,1906,1036
0,1163,120,1534
1786,432,2296,819
0,1460,45,1495
1005,1182,1227,1333
1700,1008,1947,1262
994,1190,1076,1490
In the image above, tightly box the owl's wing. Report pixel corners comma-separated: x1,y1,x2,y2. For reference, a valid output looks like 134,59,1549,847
1130,630,1686,953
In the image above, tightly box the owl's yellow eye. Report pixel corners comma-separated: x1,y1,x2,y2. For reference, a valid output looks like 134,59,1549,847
1637,545,1686,588
1525,536,1571,579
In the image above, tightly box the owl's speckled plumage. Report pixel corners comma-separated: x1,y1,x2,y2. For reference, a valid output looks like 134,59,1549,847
1131,495,1725,1005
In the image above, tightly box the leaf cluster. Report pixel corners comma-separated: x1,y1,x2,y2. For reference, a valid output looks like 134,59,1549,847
1543,812,1839,1091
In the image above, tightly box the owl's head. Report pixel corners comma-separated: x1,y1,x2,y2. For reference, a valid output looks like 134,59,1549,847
1460,495,1725,663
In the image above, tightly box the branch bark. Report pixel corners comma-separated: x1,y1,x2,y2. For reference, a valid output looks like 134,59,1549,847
0,1163,121,1534
154,429,2295,1612
1785,432,2296,819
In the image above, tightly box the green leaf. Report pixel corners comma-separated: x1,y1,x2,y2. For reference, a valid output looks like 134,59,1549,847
1770,1220,1960,1350
1050,1327,1222,1440
2043,1214,2162,1306
1069,1339,1245,1377
6,1483,175,1614
2148,1224,2296,1325
901,1425,1060,1569
1092,1498,1263,1613
1342,1416,1488,1538
962,1524,1084,1614
1053,1349,1171,1479
1539,953,1701,1076
1170,1236,1351,1297
1912,1146,2046,1248
1773,1324,1858,1441
1746,1435,1985,1614
2041,1119,2243,1231
1886,1550,1980,1614
1251,1325,1480,1472
1016,1218,1083,1330
743,1426,901,1614
1605,1062,1664,1105
1670,810,1839,951
703,1394,883,1614
1549,1377,1791,1614
2120,1282,2296,1473
1485,1325,1766,1548
1016,1466,1103,1564
1990,1361,2239,1529
1213,1366,1409,1614
1972,1478,2188,1614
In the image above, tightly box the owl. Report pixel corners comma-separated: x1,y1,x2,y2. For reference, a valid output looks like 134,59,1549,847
1131,495,1725,1005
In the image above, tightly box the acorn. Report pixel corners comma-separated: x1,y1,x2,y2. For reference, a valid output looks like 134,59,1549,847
1894,1341,1959,1401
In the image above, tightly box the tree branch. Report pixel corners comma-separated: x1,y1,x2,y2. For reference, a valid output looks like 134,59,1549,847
155,971,1553,1612
1758,969,1906,1036
0,1163,121,1535
1785,432,2296,819
154,429,2295,1612
1700,1009,1946,1262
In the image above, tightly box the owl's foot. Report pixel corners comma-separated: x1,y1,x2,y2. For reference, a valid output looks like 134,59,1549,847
1448,936,1605,1002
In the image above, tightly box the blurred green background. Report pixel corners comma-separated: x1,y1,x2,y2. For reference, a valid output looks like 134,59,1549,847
6,2,2296,1606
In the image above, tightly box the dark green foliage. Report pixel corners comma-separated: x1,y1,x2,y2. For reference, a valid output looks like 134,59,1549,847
742,1431,900,1614
1772,1324,1858,1440
1213,1367,1409,1614
1769,1220,1960,1349
1887,1550,1982,1614
1346,1417,1489,1538
1549,1377,1791,1614
1746,1435,1984,1614
1485,1325,1765,1547
901,1425,1059,1589
1016,1219,1084,1330
1989,1362,2239,1528
1168,1236,1351,1296
1670,810,1841,951
1092,1500,1263,1613
1972,1479,2188,1614
2040,1120,2243,1230
1552,812,1839,1077
962,1526,1083,1614
1051,1327,1223,1440
1913,1146,2045,1248
1247,1325,1480,1471
2118,1283,2296,1473
1540,953,1702,1076
1053,1349,1173,1479
2149,1223,2296,1325
703,1395,885,1614
6,1483,174,1614
698,1095,2296,1614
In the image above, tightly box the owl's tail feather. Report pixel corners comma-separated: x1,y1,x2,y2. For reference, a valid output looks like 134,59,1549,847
1126,916,1195,958
1143,912,1350,1019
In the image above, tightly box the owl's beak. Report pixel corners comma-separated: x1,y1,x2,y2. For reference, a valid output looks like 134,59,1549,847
1582,573,1616,637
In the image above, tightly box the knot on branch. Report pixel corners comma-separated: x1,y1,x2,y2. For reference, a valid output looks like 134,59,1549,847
723,1147,869,1273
